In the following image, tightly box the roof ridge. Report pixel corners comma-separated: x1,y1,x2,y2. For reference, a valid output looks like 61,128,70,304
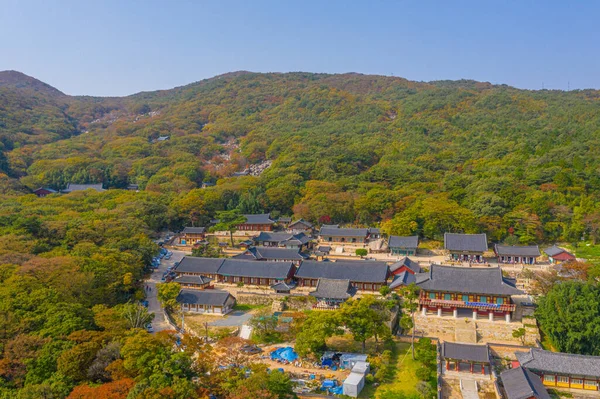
532,347,600,360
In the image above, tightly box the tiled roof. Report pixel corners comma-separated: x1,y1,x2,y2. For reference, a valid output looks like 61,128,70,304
416,265,523,295
176,289,232,306
233,246,308,261
289,219,313,229
388,235,419,249
495,245,540,257
389,271,416,289
182,226,206,234
295,260,389,283
516,348,600,379
271,282,293,291
218,259,294,279
310,279,357,300
543,245,573,257
444,233,487,252
319,226,369,237
174,257,225,274
242,214,274,225
254,232,310,245
278,217,292,223
442,342,490,363
63,183,105,193
174,275,213,285
389,257,421,274
501,366,550,399
317,246,331,253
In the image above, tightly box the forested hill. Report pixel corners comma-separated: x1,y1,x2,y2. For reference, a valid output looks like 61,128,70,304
2,70,600,244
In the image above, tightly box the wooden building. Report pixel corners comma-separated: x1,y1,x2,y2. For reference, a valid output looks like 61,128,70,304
253,231,311,250
216,259,296,288
173,257,225,280
179,227,206,245
176,289,235,315
173,275,214,290
416,265,523,322
389,257,421,276
388,236,419,256
442,342,491,375
295,260,389,292
544,245,576,264
287,219,314,234
62,183,106,193
232,246,308,265
495,245,541,265
444,233,488,263
33,187,57,197
500,366,551,399
310,279,357,310
516,348,600,391
237,214,275,231
318,225,370,243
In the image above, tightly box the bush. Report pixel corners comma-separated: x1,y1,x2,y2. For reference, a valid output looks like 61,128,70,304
356,248,368,257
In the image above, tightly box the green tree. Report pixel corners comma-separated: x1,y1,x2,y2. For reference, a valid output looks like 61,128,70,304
512,327,526,345
340,296,390,353
294,311,343,358
157,282,181,311
355,248,368,258
212,209,247,247
400,283,420,360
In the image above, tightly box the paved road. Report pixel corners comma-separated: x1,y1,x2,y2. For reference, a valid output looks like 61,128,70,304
146,249,187,332
209,310,253,327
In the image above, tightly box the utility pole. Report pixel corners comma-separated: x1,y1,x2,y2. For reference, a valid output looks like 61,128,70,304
204,322,209,342
181,304,185,334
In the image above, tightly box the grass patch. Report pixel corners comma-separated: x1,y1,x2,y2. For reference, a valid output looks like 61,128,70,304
566,241,600,264
359,342,421,398
233,303,266,312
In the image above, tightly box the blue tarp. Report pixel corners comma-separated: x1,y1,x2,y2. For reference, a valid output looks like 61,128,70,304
321,380,336,389
270,347,298,362
331,386,343,394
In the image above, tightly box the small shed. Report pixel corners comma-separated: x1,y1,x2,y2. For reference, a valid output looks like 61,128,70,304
343,372,365,397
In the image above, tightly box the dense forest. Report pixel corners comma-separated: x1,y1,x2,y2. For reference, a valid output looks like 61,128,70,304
2,70,600,245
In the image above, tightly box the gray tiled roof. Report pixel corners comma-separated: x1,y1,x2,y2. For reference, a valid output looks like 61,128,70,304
278,217,292,223
310,279,357,300
295,260,389,283
271,282,293,291
234,246,308,261
63,183,105,193
176,289,232,306
174,257,225,274
444,233,487,252
182,226,206,234
369,228,380,234
174,275,213,285
317,246,331,253
442,342,490,363
319,226,369,237
389,257,421,274
495,245,540,257
389,236,419,249
218,259,294,279
389,271,416,289
543,245,569,257
254,232,310,245
416,265,523,295
242,214,275,225
501,366,550,399
516,348,600,378
288,219,313,229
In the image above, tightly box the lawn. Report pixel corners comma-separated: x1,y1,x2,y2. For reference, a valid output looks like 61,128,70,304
359,342,421,398
232,303,267,312
567,241,600,264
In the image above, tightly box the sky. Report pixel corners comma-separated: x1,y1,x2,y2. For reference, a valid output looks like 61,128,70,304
1,0,599,96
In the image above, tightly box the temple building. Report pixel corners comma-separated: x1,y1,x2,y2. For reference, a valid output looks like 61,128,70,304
318,225,370,244
237,214,275,231
295,260,389,292
232,246,308,265
500,366,550,399
176,289,235,315
179,227,207,246
441,342,491,375
543,245,576,264
252,231,311,250
416,265,523,322
516,348,600,391
173,257,225,280
309,278,357,310
173,275,214,290
495,245,541,265
388,235,419,256
216,259,296,288
444,233,488,262
287,219,314,234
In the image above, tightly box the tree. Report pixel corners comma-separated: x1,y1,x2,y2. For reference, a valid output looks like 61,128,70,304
512,327,526,345
536,281,600,355
156,282,181,312
400,283,420,360
294,311,343,358
379,285,391,297
355,248,368,258
249,309,279,342
191,244,223,258
340,296,390,353
211,210,247,247
120,303,154,330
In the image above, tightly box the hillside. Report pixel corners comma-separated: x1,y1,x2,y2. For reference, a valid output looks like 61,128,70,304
2,71,600,243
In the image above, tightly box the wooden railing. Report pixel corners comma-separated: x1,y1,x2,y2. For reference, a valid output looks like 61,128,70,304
419,298,516,312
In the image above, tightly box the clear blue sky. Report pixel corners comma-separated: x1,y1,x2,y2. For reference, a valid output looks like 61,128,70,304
1,0,598,96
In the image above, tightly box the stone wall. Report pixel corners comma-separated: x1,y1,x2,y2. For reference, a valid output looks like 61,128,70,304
236,294,274,305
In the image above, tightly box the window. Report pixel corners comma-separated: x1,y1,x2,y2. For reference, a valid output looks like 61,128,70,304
496,297,504,305
429,293,436,299
571,378,582,385
479,296,487,303
462,295,469,302
444,294,451,300
557,376,569,383
544,375,555,382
